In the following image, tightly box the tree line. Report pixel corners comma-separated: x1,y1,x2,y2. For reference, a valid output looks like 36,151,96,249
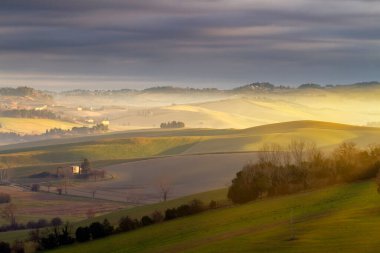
0,198,224,252
45,124,108,136
0,109,58,119
0,124,109,144
160,121,185,129
228,140,380,204
0,87,36,97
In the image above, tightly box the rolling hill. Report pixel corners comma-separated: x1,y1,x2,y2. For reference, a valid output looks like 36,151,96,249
2,120,380,170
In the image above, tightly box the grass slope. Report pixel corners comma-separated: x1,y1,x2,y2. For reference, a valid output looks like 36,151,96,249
49,180,380,253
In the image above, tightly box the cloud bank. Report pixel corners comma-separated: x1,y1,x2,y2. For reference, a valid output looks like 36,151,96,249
0,0,379,89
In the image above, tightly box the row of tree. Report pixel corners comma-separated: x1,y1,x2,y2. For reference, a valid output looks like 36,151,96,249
0,124,109,144
0,87,36,97
228,140,380,203
45,124,109,136
0,241,24,253
24,199,221,251
0,204,62,232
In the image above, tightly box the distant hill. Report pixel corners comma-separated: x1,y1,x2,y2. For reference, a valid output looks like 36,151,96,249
298,83,323,89
3,81,380,96
0,86,51,98
233,82,276,91
2,120,380,170
240,120,367,135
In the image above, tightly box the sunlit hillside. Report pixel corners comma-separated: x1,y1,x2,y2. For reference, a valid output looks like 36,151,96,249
54,89,380,132
0,117,80,135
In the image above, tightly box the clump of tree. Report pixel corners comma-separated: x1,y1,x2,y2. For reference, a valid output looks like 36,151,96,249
0,124,109,145
0,241,11,253
31,222,75,250
228,140,380,204
0,87,36,97
164,199,206,220
160,121,185,129
45,123,108,136
0,215,62,232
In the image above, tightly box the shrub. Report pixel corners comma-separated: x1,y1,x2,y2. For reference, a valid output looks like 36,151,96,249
75,227,91,242
40,234,59,250
51,217,63,227
37,219,48,228
11,240,24,253
89,222,106,239
228,166,270,204
209,200,218,209
58,223,75,245
189,199,205,214
26,221,37,229
176,204,191,217
102,219,114,236
164,208,177,220
0,193,11,204
151,210,164,223
141,216,154,226
118,216,138,232
0,241,11,253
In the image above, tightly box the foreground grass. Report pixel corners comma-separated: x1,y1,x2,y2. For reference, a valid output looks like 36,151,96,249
49,180,380,253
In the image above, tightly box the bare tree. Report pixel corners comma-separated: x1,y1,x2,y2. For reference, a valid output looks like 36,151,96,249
0,157,11,183
0,168,8,183
157,178,171,202
86,208,96,219
1,204,17,226
259,143,283,166
91,187,97,199
46,181,52,193
288,139,307,167
259,143,292,167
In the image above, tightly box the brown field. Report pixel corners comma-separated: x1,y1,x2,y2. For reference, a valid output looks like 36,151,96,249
61,152,258,203
0,185,127,225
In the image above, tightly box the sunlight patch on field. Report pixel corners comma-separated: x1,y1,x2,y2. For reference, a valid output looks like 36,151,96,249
0,117,80,135
164,105,253,128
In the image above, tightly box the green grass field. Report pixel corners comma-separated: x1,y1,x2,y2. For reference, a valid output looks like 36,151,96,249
2,120,380,173
48,180,380,253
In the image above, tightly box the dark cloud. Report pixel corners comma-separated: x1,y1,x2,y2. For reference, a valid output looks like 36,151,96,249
0,0,379,89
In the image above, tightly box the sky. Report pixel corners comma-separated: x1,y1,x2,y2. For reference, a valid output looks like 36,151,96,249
0,0,380,90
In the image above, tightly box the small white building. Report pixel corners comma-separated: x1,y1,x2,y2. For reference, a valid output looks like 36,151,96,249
71,166,81,174
101,120,110,126
35,105,48,111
